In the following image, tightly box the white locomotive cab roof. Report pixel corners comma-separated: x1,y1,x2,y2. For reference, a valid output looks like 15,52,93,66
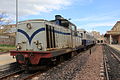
19,19,48,24
44,21,70,30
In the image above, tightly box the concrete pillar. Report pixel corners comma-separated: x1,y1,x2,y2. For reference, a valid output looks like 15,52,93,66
110,35,112,44
118,35,120,44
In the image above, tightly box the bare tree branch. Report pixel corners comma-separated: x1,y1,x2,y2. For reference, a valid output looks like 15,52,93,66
0,11,12,26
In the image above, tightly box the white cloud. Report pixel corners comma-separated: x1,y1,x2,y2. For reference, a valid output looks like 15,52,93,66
78,22,116,29
82,22,115,27
74,12,119,34
77,22,115,34
74,15,117,22
0,0,72,16
74,11,120,22
75,16,112,22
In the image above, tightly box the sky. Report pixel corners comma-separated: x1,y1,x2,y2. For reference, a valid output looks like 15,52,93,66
0,0,120,34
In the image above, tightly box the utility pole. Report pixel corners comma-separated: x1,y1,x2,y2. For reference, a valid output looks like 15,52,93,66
16,0,18,28
15,0,18,43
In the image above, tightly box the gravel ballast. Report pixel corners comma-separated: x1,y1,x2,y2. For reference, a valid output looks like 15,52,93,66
73,45,103,80
32,45,103,80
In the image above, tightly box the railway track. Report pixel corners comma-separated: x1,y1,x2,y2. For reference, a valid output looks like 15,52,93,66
0,66,48,80
103,44,120,80
0,62,23,80
103,52,109,80
0,63,54,80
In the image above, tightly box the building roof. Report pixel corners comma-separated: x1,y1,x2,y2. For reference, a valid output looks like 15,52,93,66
104,21,120,37
111,21,120,30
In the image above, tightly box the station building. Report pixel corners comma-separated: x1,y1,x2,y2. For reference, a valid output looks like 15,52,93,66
104,21,120,44
91,31,105,44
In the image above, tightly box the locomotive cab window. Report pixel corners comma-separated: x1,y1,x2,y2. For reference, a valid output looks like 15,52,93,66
71,25,77,36
81,33,83,38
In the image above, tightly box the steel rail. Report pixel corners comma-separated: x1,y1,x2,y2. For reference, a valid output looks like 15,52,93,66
0,69,24,79
106,45,120,62
103,53,110,80
103,45,110,80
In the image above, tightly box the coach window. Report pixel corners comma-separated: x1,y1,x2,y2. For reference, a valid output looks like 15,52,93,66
81,33,83,38
71,26,75,31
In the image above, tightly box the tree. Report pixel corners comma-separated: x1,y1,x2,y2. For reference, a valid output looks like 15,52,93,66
0,11,11,27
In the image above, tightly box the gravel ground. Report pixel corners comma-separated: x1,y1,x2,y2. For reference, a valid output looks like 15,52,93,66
32,45,103,80
73,45,103,80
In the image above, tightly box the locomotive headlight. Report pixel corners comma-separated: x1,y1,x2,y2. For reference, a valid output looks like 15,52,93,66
37,43,42,50
16,44,22,50
26,23,32,29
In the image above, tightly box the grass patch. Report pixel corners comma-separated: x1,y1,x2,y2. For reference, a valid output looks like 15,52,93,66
0,44,16,52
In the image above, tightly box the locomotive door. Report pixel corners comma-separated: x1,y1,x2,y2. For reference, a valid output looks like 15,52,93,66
70,25,77,48
70,29,73,48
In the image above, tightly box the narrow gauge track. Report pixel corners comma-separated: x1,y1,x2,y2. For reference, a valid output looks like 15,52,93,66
4,66,53,80
103,44,120,80
0,62,23,79
0,63,54,80
107,45,120,61
0,62,21,80
103,50,109,80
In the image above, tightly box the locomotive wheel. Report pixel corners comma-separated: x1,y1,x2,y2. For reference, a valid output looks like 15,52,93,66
71,52,75,57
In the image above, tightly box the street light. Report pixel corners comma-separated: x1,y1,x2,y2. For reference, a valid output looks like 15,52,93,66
16,0,18,28
15,0,19,42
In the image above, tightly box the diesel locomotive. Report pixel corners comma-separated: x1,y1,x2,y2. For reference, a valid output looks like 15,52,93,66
10,15,96,68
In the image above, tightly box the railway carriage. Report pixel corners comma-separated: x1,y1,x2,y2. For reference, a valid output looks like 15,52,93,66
78,29,96,49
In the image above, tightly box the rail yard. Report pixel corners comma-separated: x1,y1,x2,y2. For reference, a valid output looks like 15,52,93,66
0,15,120,80
0,0,120,79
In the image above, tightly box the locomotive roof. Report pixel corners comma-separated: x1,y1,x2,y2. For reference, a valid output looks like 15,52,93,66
19,19,48,23
50,18,77,27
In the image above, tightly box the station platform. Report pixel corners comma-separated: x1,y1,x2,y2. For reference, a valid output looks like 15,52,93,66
0,53,16,66
108,44,120,51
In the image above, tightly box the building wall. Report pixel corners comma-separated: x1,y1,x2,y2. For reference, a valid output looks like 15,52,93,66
118,35,120,44
0,24,16,45
91,31,105,44
0,36,15,45
105,21,120,44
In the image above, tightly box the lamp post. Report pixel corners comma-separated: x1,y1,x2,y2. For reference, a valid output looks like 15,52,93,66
15,0,18,43
16,0,18,28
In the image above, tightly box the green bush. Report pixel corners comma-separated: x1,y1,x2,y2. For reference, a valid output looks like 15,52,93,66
0,44,15,47
0,44,16,52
